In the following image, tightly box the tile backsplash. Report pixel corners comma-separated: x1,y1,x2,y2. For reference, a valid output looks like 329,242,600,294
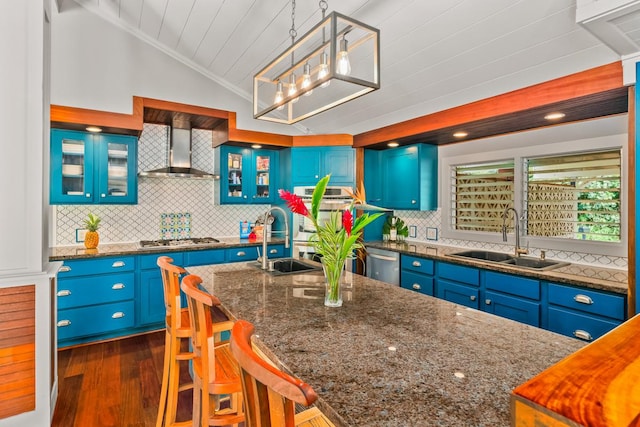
53,124,269,245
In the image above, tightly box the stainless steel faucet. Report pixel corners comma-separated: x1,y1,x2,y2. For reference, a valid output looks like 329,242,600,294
502,207,528,257
261,206,290,270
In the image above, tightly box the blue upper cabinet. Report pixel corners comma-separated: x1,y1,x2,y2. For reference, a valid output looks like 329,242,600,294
366,143,438,210
291,146,355,187
50,129,138,204
218,145,278,204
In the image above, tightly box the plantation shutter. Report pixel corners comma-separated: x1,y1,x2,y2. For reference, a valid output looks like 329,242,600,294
451,161,514,232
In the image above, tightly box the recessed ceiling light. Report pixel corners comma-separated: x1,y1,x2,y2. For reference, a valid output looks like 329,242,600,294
453,131,468,138
387,142,399,147
544,112,566,120
251,144,262,149
85,126,102,133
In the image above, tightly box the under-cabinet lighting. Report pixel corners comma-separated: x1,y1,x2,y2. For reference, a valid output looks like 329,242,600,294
251,144,262,149
453,131,468,138
387,142,399,147
544,112,566,121
86,126,102,133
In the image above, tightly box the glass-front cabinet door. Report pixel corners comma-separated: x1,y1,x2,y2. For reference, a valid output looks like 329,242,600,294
51,130,95,203
253,151,272,202
97,134,138,204
218,146,278,204
226,151,244,202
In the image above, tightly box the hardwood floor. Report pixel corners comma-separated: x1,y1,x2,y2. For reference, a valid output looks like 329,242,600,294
51,331,193,427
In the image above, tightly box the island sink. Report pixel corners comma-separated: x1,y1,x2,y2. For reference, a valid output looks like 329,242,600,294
248,258,322,276
449,250,569,271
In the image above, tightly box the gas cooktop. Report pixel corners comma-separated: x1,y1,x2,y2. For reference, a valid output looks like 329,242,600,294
138,237,221,249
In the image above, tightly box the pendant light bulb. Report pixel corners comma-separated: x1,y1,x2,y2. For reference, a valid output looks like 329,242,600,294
318,51,331,88
288,73,299,103
337,37,351,76
301,62,313,96
274,81,284,110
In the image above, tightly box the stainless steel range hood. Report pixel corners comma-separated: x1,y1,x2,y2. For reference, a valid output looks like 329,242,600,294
139,115,217,179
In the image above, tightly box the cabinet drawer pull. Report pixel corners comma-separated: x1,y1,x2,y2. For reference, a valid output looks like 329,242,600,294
85,193,91,198
59,265,71,273
412,260,422,267
111,261,126,268
112,283,126,290
412,283,421,290
57,290,72,297
111,312,126,319
411,200,417,204
573,294,593,305
237,251,246,257
57,320,72,327
485,299,492,305
269,249,278,254
101,193,106,198
573,330,593,341
469,295,476,301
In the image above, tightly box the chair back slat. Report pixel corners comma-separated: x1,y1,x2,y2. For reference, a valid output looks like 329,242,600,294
157,256,187,327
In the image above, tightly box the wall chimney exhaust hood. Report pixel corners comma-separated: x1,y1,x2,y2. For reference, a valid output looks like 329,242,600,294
139,114,217,179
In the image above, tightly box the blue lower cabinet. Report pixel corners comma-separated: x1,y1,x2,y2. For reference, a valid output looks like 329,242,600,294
185,248,225,266
138,269,168,326
57,272,134,310
547,307,621,342
227,247,259,262
483,291,540,327
400,271,434,296
436,280,480,309
57,301,135,342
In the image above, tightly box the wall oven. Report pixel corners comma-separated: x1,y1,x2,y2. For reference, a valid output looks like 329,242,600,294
292,185,353,262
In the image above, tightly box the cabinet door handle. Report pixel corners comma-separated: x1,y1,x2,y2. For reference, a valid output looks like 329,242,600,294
59,265,71,273
111,312,126,319
269,249,278,254
101,193,106,198
57,320,72,327
112,283,126,290
237,251,246,257
485,299,492,305
573,330,593,341
412,260,422,267
112,261,126,268
412,283,421,290
86,193,91,198
469,295,476,301
574,294,593,305
411,200,417,204
57,290,72,297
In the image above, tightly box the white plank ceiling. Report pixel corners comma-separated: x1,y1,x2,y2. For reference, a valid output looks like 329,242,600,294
67,0,622,135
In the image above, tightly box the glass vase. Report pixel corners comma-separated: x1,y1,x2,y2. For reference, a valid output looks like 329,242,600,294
321,258,346,307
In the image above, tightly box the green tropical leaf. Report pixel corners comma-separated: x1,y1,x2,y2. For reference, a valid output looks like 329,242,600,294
311,174,330,221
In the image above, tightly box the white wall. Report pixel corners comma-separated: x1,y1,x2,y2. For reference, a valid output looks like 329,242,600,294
50,3,304,136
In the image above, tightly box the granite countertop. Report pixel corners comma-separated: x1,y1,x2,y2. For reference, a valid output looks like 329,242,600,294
365,241,628,295
48,237,287,261
187,262,585,427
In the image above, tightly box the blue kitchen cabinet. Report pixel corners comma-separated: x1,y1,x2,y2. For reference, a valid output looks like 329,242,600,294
291,146,354,186
50,129,138,204
400,255,435,296
483,271,541,327
364,149,383,204
217,146,278,204
184,248,225,267
138,252,185,326
436,262,480,309
381,144,437,210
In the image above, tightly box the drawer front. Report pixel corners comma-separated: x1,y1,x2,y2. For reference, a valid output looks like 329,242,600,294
226,247,258,263
484,291,540,327
548,307,621,342
185,249,226,266
57,301,135,341
547,283,625,320
57,272,134,309
436,280,480,309
485,271,540,300
265,245,285,259
139,251,185,270
401,255,434,275
400,271,434,296
437,262,480,286
58,256,135,278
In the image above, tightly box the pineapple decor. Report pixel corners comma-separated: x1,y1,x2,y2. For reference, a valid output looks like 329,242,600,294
83,212,101,249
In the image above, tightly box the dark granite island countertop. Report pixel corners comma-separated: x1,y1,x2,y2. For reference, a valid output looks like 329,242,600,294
187,262,585,427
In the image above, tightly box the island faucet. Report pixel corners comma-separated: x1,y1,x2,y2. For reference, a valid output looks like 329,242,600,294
261,206,290,270
502,207,528,257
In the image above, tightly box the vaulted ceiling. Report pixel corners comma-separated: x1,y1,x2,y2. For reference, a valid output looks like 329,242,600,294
64,0,630,136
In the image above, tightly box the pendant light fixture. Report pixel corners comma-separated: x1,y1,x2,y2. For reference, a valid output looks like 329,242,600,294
254,0,380,125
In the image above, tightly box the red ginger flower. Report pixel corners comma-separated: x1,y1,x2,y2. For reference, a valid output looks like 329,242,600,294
342,209,353,236
278,189,309,217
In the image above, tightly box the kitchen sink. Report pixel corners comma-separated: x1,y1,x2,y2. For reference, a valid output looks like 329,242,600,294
448,250,569,271
248,258,323,275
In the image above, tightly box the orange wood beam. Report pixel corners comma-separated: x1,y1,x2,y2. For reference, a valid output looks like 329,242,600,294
140,97,230,120
628,85,636,318
51,96,144,134
354,62,624,147
292,134,353,147
225,112,293,147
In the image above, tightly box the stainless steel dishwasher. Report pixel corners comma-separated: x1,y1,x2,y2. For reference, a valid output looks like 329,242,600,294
365,247,400,285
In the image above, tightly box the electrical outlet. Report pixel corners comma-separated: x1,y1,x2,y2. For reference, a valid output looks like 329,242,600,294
426,227,438,241
76,228,87,243
409,225,417,238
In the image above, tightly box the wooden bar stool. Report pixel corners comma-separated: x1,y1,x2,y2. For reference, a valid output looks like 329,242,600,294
180,274,244,427
156,256,194,427
229,319,335,427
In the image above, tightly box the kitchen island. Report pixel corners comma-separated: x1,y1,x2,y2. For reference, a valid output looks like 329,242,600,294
188,262,585,427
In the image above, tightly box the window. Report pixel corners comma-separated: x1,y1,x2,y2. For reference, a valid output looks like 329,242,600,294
450,161,514,233
525,150,621,242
